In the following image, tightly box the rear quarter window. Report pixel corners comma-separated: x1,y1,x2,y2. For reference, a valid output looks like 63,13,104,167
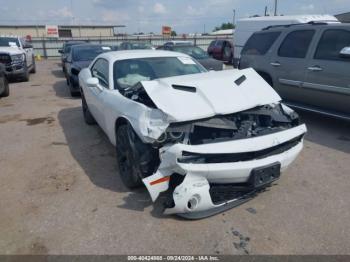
241,31,281,56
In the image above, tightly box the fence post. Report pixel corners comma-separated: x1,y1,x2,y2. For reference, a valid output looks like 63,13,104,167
42,36,47,59
194,35,197,46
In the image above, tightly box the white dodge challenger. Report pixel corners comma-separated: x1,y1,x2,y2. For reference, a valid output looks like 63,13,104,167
79,50,307,219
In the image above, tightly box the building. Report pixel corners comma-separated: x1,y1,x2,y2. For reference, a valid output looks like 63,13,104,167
209,29,234,36
0,24,125,38
335,12,350,23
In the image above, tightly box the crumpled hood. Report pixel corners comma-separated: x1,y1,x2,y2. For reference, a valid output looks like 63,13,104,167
73,60,91,70
141,68,281,122
0,46,23,55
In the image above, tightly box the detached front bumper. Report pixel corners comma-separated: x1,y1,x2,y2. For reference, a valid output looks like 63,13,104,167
143,124,307,218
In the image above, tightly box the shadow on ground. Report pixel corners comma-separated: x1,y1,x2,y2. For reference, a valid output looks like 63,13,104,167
52,77,80,100
58,106,170,219
51,69,65,78
297,110,350,154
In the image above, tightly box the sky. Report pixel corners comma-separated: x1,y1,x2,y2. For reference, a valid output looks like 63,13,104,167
0,0,349,34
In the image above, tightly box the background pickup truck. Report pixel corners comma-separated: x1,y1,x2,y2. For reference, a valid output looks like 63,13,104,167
0,36,36,81
0,63,9,97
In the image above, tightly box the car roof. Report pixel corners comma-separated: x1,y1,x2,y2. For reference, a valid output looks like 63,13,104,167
0,35,20,38
166,40,193,44
71,44,110,49
261,22,349,32
97,50,193,61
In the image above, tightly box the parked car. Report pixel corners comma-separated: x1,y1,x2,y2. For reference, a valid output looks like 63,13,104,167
159,45,223,71
0,63,9,97
78,50,306,219
207,39,234,63
233,15,339,67
119,42,155,50
159,40,194,49
0,35,36,81
58,40,87,72
64,44,112,96
239,22,350,120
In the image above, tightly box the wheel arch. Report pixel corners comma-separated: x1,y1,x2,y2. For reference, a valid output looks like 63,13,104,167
256,71,273,87
113,117,130,145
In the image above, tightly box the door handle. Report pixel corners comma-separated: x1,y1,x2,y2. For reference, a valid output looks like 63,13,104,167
307,66,323,72
270,62,281,67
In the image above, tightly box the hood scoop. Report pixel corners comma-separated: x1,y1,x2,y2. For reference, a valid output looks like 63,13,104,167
172,84,197,93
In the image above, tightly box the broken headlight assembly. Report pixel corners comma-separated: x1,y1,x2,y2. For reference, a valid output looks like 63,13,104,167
153,103,301,147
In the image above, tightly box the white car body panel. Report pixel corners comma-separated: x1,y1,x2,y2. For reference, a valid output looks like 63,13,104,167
79,50,307,218
143,124,306,202
141,68,281,121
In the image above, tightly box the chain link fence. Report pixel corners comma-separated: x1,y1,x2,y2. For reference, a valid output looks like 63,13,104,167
31,35,232,58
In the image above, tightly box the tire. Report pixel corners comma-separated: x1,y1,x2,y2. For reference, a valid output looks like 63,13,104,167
81,92,96,125
70,90,80,97
115,125,144,188
0,77,9,97
21,63,30,82
30,56,36,74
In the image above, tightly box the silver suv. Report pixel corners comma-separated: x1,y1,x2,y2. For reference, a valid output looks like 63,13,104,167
239,22,350,120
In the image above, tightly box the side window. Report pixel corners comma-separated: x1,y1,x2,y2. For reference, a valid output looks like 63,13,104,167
91,59,109,88
314,29,350,61
242,32,281,56
278,30,315,58
215,40,224,47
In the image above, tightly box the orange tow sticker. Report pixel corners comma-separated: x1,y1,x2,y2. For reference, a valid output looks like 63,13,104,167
150,176,170,186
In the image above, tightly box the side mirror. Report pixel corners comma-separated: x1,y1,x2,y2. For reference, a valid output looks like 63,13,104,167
24,44,33,49
58,49,63,54
86,77,99,87
340,47,350,58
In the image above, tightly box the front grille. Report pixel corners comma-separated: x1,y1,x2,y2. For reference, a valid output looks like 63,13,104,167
179,135,303,164
0,53,11,65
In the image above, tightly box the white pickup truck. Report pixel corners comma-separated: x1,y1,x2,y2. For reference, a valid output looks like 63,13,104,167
0,36,36,81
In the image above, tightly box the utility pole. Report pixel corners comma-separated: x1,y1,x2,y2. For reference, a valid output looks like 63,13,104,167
233,9,236,28
274,0,278,16
265,6,268,16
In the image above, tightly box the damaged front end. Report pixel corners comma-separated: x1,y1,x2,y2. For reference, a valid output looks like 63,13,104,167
141,103,307,218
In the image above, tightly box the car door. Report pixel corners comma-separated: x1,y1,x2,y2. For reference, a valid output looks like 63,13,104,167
20,38,33,66
304,28,350,115
270,29,316,104
88,58,110,130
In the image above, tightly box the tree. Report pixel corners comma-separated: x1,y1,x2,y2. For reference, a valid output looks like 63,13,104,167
171,31,177,36
214,22,235,32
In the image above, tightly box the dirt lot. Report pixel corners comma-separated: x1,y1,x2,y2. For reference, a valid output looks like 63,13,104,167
0,59,349,255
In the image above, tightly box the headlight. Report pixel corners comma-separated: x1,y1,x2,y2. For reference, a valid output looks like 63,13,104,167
149,109,168,126
11,54,25,63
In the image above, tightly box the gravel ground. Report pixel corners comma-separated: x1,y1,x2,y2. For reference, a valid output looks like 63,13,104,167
0,59,349,255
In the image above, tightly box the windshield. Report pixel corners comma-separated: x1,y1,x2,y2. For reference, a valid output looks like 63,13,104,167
130,42,153,49
173,46,209,59
64,42,86,53
72,46,111,61
0,37,20,47
114,56,206,90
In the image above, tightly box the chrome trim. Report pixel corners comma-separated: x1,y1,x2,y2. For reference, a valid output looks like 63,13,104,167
285,102,350,121
279,78,302,87
302,82,350,96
